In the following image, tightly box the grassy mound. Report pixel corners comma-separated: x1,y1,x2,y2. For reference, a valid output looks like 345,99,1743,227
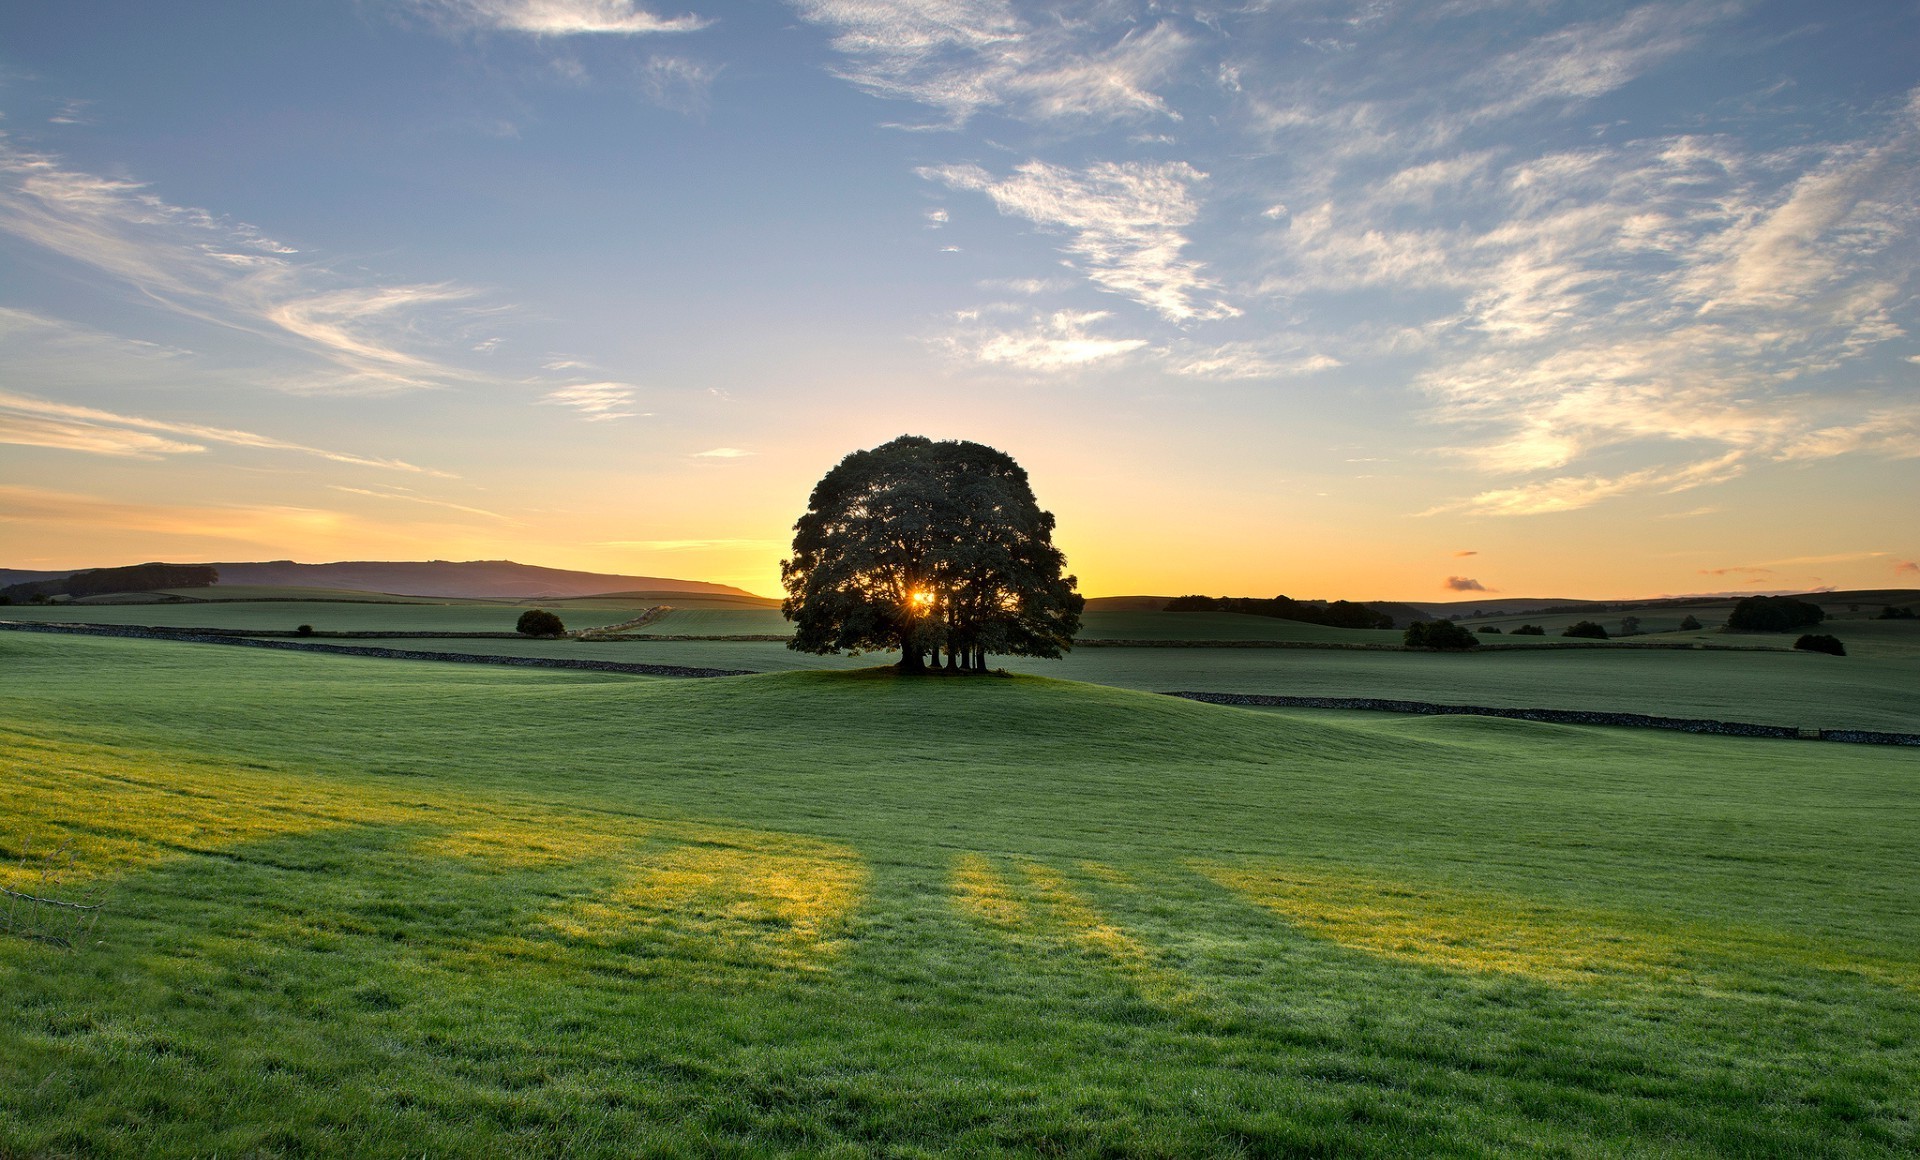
2,633,1918,1155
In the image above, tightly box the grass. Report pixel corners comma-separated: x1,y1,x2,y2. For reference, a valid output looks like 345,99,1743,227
221,623,1920,733
3,631,1919,1155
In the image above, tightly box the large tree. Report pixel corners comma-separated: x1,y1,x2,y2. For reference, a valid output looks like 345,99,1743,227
781,436,1084,673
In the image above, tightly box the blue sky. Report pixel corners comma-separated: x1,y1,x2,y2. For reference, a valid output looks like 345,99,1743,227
2,1,1917,598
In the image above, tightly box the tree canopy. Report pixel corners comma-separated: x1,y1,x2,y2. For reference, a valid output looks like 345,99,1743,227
1727,595,1825,632
516,609,565,637
781,436,1084,674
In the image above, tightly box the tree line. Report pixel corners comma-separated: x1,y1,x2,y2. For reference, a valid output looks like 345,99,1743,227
1,563,218,603
1163,594,1395,629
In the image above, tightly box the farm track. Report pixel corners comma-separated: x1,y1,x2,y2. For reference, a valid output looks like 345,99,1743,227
7,619,1914,746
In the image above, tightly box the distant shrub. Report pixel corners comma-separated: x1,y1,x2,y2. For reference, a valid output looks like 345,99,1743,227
1877,605,1916,620
1679,614,1703,631
1477,625,1502,634
1619,616,1641,636
1164,595,1219,612
296,624,314,637
516,609,565,637
1793,633,1846,657
1727,595,1824,632
1562,620,1609,639
1511,624,1545,636
1404,620,1479,650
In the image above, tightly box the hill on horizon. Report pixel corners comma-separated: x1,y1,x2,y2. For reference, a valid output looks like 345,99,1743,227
0,559,763,602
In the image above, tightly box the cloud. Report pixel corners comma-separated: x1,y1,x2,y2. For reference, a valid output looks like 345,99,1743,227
1421,453,1747,517
1469,3,1724,121
541,381,645,420
1896,561,1919,575
0,484,355,550
1316,99,1920,513
789,2,1187,127
693,447,752,458
328,486,518,523
636,55,719,112
1166,343,1340,380
1444,576,1488,591
922,159,1235,321
0,389,445,474
0,137,495,393
407,0,709,36
1453,550,1477,557
598,538,778,550
944,309,1148,372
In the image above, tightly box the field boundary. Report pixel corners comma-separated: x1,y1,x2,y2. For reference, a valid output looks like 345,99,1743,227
1165,691,1920,746
0,621,754,679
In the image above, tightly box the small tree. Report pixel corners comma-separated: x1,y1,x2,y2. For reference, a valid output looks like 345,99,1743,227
517,609,565,637
296,624,314,637
1679,614,1702,631
1477,624,1503,634
1620,615,1641,636
1793,633,1846,656
1405,620,1479,649
1511,624,1545,636
1562,620,1609,639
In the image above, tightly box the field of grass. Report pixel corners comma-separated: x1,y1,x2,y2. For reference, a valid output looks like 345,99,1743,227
3,630,1917,1155
278,619,1920,733
0,600,648,634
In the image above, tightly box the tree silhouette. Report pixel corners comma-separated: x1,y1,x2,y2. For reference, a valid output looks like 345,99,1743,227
781,436,1083,674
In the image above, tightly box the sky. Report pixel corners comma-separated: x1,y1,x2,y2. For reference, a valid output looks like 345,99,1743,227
2,0,1917,601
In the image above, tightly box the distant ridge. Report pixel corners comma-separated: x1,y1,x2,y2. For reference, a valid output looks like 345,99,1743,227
0,560,763,601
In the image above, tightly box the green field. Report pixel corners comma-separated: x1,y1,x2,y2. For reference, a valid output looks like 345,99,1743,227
3,631,1918,1155
202,624,1914,733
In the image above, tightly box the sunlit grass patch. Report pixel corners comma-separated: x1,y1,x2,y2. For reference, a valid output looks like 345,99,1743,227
951,854,1194,1005
544,830,866,972
1198,860,1694,985
411,821,634,870
950,852,1028,931
0,731,418,891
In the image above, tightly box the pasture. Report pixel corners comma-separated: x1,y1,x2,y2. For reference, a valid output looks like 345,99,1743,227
3,630,1918,1155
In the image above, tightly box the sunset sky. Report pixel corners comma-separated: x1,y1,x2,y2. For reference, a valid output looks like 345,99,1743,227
3,1,1917,600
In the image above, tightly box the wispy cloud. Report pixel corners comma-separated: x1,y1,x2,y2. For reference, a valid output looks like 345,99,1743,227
693,447,752,458
789,2,1186,128
923,159,1234,321
0,484,354,550
1896,561,1919,576
0,389,446,474
1166,343,1340,380
636,55,719,112
1262,90,1920,514
0,136,493,393
944,309,1148,372
1453,550,1478,557
328,485,519,523
541,381,646,420
1421,454,1748,517
598,537,778,550
1444,576,1488,592
407,0,709,36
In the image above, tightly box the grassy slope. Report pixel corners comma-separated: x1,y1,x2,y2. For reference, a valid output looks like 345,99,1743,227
286,622,1920,732
3,633,1918,1156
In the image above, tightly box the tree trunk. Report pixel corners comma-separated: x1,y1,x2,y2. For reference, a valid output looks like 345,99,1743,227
898,632,925,673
